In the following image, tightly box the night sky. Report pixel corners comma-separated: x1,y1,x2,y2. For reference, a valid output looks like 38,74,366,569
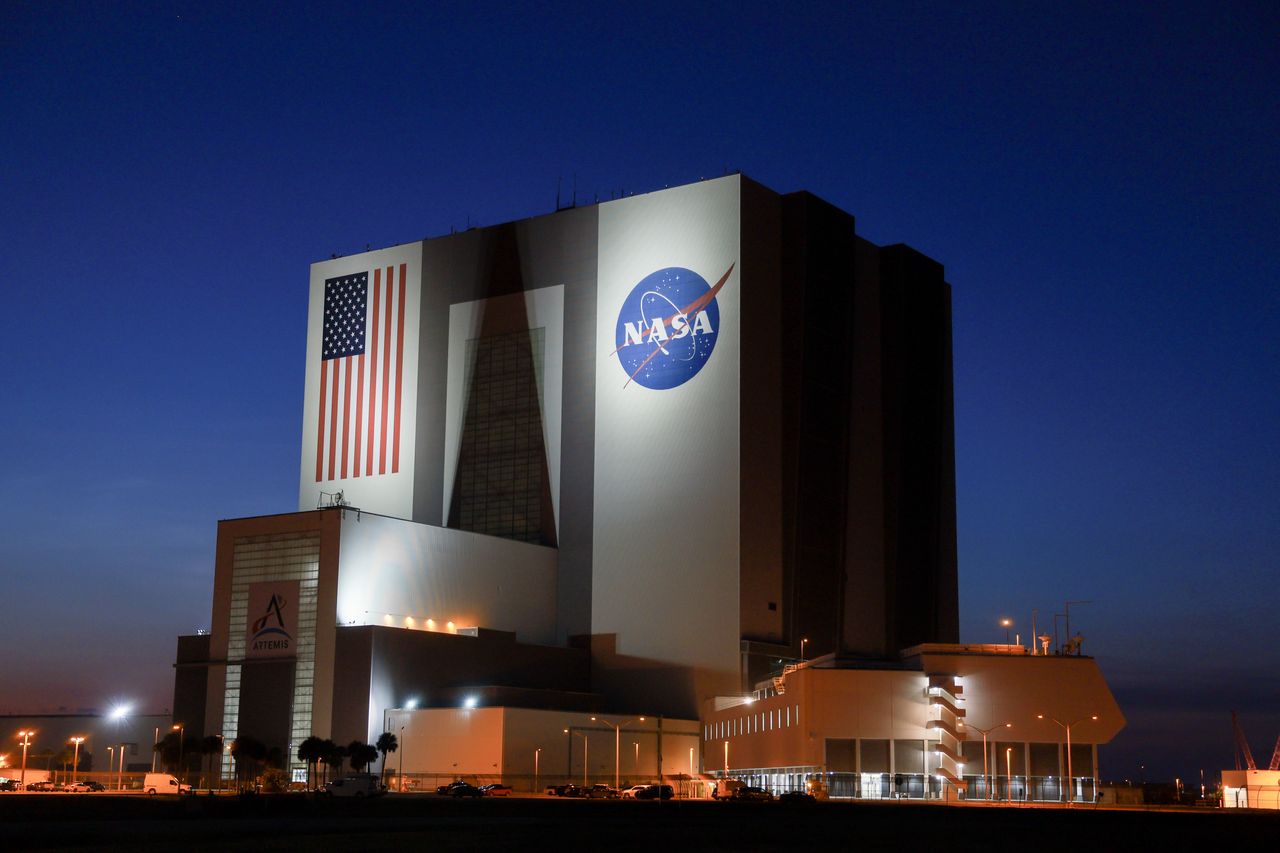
2,2,1276,783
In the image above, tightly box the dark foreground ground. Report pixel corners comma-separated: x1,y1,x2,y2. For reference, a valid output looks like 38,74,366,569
2,794,1276,852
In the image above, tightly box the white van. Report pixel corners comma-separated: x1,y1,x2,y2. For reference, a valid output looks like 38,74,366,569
143,773,192,795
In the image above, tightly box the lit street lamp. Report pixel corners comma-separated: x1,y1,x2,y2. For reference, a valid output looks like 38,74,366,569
590,716,645,790
172,724,185,785
800,638,809,662
18,730,35,790
1038,714,1098,805
999,618,1013,644
1005,747,1014,802
962,721,1011,800
69,737,85,783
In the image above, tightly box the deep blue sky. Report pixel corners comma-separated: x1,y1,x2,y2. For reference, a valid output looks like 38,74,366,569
2,1,1276,782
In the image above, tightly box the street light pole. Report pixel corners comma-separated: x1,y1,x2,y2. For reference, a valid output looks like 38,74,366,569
1000,618,1013,644
1005,747,1013,802
591,716,645,790
800,638,808,662
963,721,1012,800
152,727,159,773
173,724,185,784
69,737,85,783
118,743,126,791
534,748,541,794
1038,714,1098,805
17,730,33,791
398,724,405,792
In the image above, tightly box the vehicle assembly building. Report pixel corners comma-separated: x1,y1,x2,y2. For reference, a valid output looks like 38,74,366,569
173,174,1123,797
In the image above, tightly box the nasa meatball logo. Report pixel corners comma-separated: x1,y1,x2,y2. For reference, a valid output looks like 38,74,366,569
612,263,734,390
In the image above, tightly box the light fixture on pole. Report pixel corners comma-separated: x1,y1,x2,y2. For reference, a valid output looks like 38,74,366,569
800,637,809,662
1037,714,1097,805
963,721,1012,800
118,743,127,791
1005,747,1013,802
565,729,589,787
152,726,160,773
534,748,541,794
107,746,115,781
398,723,405,792
999,618,1013,644
69,737,85,783
17,730,34,791
590,716,646,790
172,724,185,784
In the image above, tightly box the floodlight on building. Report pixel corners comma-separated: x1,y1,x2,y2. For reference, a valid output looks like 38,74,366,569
463,696,478,709
405,698,418,710
446,621,456,633
426,618,436,629
109,704,131,721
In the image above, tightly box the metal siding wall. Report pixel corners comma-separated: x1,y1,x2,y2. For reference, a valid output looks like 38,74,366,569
591,176,741,692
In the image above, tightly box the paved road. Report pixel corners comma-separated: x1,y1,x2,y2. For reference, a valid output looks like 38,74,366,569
2,793,1277,851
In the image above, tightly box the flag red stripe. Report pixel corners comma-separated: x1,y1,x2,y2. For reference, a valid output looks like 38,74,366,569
340,356,352,479
392,262,406,473
367,268,382,475
353,353,365,477
327,357,339,480
315,359,328,482
379,265,392,475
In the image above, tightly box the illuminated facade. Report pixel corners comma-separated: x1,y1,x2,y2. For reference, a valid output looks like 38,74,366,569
173,174,1108,791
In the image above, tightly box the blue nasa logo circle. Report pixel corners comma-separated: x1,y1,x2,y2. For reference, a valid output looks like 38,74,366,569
614,267,720,390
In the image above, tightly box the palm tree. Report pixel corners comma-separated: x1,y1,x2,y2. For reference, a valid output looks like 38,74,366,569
375,732,398,788
326,741,347,781
199,736,223,788
297,736,325,790
347,741,378,773
230,736,267,788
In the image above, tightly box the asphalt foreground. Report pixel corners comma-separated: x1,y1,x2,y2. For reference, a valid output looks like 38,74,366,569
3,795,1277,852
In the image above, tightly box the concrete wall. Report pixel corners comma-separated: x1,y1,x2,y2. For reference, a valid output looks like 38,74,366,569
335,510,557,645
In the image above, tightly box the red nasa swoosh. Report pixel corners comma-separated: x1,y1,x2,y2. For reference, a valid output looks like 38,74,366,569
613,263,735,388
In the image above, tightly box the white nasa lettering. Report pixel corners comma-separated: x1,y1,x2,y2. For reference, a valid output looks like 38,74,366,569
670,313,690,339
624,321,646,346
692,310,714,335
648,317,668,342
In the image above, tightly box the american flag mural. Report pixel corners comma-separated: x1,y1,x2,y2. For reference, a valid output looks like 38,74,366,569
315,264,408,482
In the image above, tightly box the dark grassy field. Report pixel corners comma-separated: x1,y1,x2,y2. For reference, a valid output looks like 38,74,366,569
2,794,1276,852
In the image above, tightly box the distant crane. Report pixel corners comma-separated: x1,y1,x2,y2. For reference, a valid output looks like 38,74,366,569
1232,711,1257,771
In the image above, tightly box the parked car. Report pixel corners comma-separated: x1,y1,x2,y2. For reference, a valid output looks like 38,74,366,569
729,786,773,802
620,784,649,799
559,784,589,798
587,784,619,799
0,779,23,791
450,783,484,798
64,781,102,793
26,781,62,792
324,774,382,797
480,783,512,797
143,773,192,795
633,784,673,800
437,780,468,795
777,790,816,804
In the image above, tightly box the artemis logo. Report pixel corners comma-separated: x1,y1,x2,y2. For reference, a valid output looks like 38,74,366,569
250,592,292,653
612,264,734,390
